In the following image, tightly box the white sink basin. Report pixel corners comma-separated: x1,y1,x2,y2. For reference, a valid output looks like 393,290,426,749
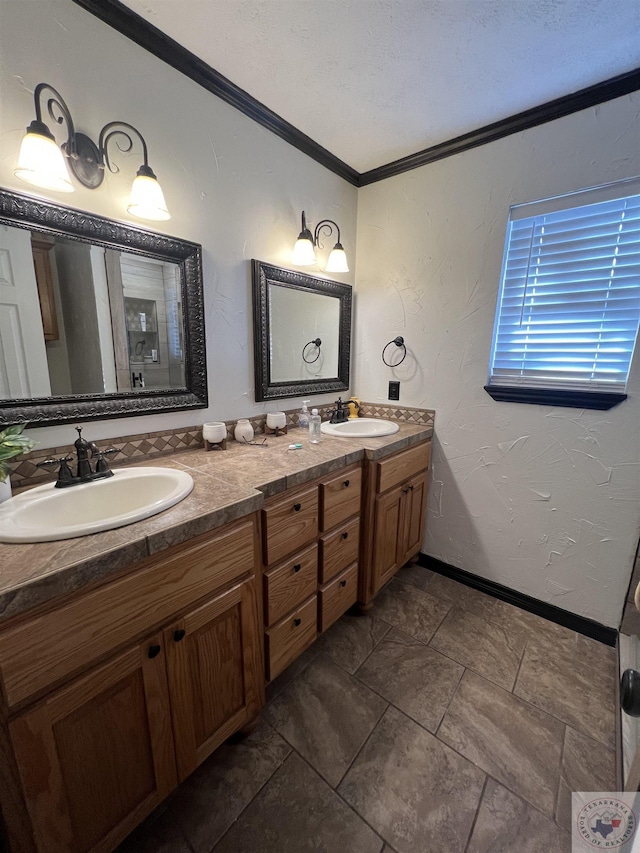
320,418,400,438
0,467,194,543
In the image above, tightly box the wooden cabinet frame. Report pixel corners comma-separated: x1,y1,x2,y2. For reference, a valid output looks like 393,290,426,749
359,441,431,608
0,515,264,853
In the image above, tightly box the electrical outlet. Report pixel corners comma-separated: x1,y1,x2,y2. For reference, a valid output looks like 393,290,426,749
388,381,400,401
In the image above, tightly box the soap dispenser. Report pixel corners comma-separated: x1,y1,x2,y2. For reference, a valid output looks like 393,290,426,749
298,400,311,429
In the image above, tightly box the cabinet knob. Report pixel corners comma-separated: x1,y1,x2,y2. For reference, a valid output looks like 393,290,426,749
173,629,186,642
148,644,161,659
342,531,349,540
293,618,302,627
293,563,302,573
293,503,302,512
343,479,350,488
340,580,347,588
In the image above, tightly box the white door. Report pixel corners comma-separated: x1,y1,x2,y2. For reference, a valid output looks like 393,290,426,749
0,225,51,398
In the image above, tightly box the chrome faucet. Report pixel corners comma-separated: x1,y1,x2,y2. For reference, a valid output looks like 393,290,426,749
37,427,119,488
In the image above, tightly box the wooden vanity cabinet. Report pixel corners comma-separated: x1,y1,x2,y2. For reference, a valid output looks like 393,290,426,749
361,441,431,607
0,515,263,853
9,634,176,853
261,463,362,681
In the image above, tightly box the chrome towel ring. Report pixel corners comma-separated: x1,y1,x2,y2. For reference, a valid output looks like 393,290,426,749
382,336,407,366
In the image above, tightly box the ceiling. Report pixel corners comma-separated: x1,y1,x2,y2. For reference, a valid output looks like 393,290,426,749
120,0,640,174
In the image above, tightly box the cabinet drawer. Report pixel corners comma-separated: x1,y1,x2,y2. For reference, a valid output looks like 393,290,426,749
320,465,362,531
318,563,358,633
0,518,257,709
319,517,360,584
262,485,318,566
376,442,431,494
264,544,318,626
265,595,317,681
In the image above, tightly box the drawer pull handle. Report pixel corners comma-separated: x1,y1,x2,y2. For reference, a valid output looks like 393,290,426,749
293,503,302,512
148,644,161,659
343,479,350,488
293,618,302,627
293,564,302,573
340,580,347,588
342,532,349,540
173,629,186,643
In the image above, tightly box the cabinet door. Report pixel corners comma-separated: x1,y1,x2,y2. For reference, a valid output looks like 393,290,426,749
372,485,404,594
9,634,176,853
165,577,263,781
400,473,428,565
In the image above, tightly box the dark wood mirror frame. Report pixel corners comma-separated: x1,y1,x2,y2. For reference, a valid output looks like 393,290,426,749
252,259,351,402
0,188,207,426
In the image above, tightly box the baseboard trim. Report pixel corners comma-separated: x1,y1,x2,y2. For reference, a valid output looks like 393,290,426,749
418,553,617,647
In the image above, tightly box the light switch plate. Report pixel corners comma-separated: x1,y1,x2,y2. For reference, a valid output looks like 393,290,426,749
388,381,400,401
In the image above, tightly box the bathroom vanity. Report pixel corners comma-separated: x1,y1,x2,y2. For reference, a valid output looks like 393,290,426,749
0,421,431,852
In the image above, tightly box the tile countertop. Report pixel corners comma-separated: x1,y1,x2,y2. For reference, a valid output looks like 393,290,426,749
0,421,432,626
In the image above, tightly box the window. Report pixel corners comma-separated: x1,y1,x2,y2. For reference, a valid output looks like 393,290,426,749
486,179,640,410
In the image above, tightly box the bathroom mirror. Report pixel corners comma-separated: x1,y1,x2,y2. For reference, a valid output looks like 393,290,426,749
0,188,206,426
252,260,351,401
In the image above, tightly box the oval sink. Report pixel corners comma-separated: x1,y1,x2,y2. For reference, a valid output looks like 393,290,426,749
0,467,194,543
320,418,400,438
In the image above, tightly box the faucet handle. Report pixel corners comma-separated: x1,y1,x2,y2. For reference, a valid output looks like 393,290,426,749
37,456,74,486
94,447,119,475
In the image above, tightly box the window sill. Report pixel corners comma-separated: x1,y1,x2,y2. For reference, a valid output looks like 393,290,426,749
483,385,627,410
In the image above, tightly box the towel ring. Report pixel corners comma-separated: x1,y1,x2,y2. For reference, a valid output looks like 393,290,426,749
302,338,322,364
382,336,406,367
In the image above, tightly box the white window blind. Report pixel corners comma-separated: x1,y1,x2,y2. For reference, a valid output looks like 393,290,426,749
488,186,640,393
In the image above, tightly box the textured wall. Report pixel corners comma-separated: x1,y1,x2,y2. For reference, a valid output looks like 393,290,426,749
355,93,640,628
0,0,356,449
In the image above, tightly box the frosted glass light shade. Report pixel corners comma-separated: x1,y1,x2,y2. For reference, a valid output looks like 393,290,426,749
14,131,74,193
292,236,316,266
127,174,171,221
325,245,349,273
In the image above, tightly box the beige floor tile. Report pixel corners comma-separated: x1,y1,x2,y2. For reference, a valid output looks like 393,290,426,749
426,574,498,618
264,655,387,786
215,753,383,853
556,725,617,831
438,670,565,817
373,579,450,643
430,606,526,690
314,611,391,674
467,778,570,853
339,706,485,853
514,635,616,748
356,628,463,731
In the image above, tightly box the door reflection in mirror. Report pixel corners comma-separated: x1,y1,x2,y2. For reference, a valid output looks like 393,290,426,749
0,225,184,400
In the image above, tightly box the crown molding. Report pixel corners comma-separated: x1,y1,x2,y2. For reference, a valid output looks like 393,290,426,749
72,0,640,188
359,67,640,185
71,0,360,186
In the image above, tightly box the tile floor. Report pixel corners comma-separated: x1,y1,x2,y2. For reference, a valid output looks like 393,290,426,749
118,565,618,853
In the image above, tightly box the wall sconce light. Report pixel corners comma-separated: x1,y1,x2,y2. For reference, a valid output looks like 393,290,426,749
292,211,349,273
14,83,170,221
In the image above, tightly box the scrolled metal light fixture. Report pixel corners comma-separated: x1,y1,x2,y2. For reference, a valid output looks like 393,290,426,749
14,82,170,221
292,210,349,273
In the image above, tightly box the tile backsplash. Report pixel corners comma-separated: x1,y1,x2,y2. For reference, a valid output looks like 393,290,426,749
10,403,434,490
